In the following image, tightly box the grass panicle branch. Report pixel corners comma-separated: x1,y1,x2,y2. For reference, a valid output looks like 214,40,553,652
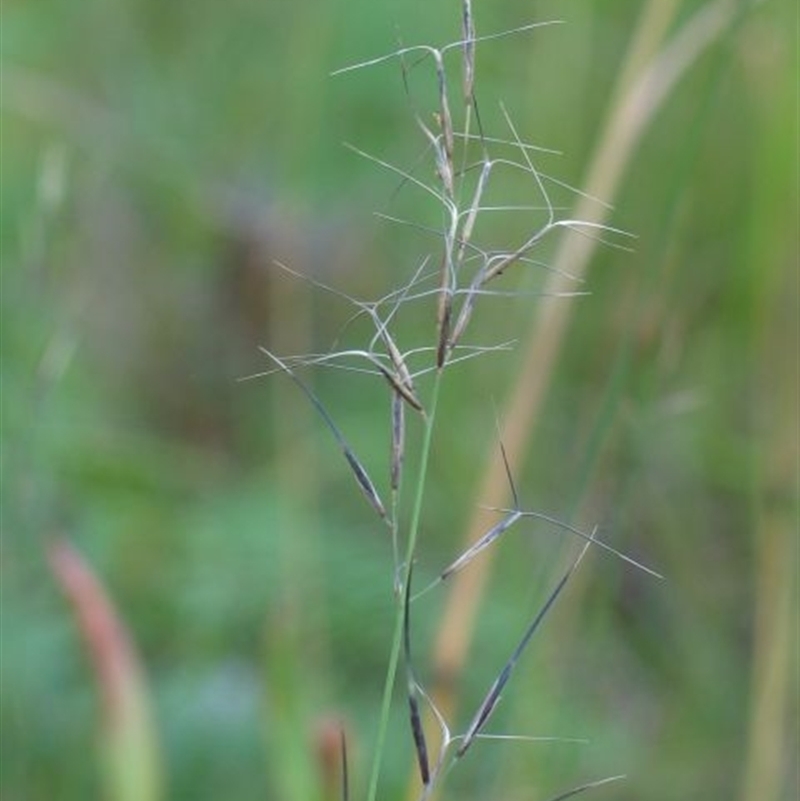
542,774,627,801
455,531,596,759
262,3,667,799
260,348,388,522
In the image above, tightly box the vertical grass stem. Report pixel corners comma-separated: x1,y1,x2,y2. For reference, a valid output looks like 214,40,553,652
365,370,443,801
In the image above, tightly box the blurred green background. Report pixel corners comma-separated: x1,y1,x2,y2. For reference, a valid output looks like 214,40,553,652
2,0,797,800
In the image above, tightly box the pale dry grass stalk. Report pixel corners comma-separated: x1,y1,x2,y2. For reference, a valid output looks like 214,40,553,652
739,231,797,801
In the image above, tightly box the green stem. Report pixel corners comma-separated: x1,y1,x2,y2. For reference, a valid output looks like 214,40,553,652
365,371,444,801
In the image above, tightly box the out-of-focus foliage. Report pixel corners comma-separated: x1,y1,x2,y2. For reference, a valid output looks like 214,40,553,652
1,1,796,800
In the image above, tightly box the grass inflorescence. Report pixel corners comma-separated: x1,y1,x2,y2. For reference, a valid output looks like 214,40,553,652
260,4,662,800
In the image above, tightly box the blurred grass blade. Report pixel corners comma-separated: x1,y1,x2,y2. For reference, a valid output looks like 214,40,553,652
47,539,163,801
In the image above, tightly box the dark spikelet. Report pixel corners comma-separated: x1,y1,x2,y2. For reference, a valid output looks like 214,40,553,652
436,293,452,369
384,331,417,402
343,450,388,520
408,694,430,786
457,535,595,758
404,564,430,785
461,0,476,102
403,563,415,659
377,364,424,413
390,391,405,492
456,669,506,758
440,510,523,580
262,349,387,520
